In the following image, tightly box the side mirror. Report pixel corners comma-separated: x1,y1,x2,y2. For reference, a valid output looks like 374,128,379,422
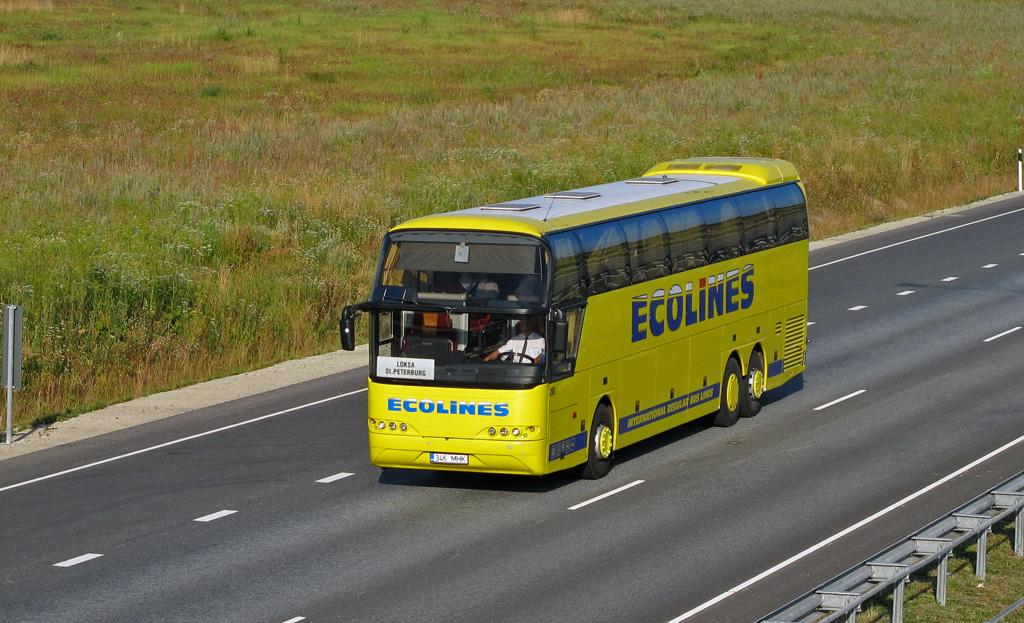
550,318,569,354
340,305,359,351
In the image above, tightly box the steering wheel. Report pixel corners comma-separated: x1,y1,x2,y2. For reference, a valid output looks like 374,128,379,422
496,351,536,364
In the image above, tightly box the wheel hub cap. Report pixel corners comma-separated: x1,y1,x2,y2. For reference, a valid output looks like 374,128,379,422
726,374,740,412
595,424,613,460
750,368,766,400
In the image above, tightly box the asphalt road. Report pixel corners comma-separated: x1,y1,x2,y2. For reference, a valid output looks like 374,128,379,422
2,195,1024,623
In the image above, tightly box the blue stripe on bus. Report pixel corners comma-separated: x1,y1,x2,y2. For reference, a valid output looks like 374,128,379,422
768,360,785,378
548,432,588,462
617,383,721,435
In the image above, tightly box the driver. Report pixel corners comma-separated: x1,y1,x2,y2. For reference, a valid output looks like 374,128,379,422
484,316,545,364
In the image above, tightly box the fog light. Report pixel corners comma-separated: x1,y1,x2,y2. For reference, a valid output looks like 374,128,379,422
500,428,509,436
377,421,387,430
400,423,408,432
488,427,497,436
389,422,397,430
512,428,522,437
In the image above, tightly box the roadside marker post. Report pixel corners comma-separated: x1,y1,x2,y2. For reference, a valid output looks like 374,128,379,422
1018,148,1022,192
3,305,23,445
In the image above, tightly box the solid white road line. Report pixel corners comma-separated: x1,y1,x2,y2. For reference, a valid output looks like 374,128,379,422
54,553,103,568
809,204,1024,271
0,388,368,494
568,480,645,511
985,327,1022,343
665,430,1024,622
316,472,355,484
813,390,867,412
194,510,238,523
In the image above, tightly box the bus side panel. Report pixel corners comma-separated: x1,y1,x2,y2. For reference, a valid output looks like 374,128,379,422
616,349,667,449
545,373,589,472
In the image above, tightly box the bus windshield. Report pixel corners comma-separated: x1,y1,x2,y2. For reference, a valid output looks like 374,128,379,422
368,231,551,389
372,231,548,309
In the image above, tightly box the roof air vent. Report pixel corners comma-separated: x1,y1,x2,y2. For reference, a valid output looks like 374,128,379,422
544,191,601,200
481,202,543,212
626,176,679,185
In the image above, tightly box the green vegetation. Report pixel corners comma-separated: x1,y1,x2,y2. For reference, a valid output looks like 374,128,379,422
1,0,1023,427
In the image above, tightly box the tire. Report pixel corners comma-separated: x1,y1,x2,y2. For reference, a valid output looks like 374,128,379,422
581,404,614,479
740,350,765,418
712,358,742,427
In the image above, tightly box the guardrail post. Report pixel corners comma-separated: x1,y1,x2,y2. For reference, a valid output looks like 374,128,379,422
1017,508,1023,557
915,537,953,605
976,529,988,579
992,491,1024,557
870,563,910,623
937,552,949,606
955,513,990,580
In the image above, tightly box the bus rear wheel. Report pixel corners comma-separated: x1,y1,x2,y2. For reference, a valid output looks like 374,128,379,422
581,404,614,479
740,350,765,418
712,358,742,427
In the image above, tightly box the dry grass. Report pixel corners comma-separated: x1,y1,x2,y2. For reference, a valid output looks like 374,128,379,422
0,0,53,12
0,45,35,66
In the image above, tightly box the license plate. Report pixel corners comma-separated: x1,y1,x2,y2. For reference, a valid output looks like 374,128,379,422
430,452,469,465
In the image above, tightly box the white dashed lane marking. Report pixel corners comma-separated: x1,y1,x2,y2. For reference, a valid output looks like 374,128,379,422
984,327,1022,343
194,510,238,523
54,553,103,568
569,480,645,511
814,390,867,412
316,472,355,484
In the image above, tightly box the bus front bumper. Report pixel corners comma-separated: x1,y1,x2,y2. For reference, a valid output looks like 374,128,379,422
369,432,552,476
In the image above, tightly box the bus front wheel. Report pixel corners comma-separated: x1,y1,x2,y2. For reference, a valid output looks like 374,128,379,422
581,404,614,479
712,358,742,427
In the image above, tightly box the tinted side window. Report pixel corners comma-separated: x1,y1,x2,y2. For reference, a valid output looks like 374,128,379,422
770,184,809,244
576,223,630,295
702,198,744,263
662,206,706,273
620,213,670,284
739,190,777,253
547,232,585,305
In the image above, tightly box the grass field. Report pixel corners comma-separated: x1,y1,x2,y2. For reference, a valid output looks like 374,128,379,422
1,0,1023,427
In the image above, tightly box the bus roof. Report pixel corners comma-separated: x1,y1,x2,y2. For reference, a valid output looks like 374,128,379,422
391,157,801,237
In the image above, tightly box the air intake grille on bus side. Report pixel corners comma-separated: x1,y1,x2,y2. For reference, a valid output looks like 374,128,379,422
783,314,806,371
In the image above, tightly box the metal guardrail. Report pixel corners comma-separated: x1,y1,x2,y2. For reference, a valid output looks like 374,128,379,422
760,471,1024,623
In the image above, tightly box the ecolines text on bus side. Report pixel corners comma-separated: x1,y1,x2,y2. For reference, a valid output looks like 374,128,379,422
632,264,754,343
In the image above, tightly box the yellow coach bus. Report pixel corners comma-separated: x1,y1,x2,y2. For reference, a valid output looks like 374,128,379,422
340,157,808,479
